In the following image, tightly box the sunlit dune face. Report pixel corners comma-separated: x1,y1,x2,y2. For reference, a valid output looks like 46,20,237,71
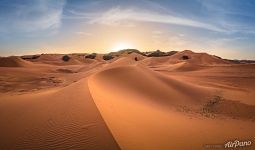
112,42,134,51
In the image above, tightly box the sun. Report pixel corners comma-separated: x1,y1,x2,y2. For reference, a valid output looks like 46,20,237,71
112,42,134,51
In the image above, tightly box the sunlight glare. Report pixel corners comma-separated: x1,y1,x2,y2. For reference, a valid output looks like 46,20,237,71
112,42,134,51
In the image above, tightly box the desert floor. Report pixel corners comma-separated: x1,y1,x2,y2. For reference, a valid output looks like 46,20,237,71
0,50,255,150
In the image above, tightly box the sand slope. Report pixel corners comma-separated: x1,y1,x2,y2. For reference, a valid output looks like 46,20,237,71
0,56,33,67
89,65,211,108
0,79,120,150
88,64,255,150
30,54,87,66
169,50,231,65
141,50,232,72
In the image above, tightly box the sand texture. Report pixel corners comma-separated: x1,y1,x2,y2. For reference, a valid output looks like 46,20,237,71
1,50,255,150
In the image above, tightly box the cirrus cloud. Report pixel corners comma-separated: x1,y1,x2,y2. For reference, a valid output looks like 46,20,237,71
0,0,66,34
68,6,227,32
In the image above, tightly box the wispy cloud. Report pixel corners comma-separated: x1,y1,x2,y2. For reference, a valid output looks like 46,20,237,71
65,0,255,35
69,7,226,32
74,32,93,36
198,0,255,34
0,0,66,34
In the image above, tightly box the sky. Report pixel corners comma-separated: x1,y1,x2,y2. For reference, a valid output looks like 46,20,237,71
0,0,255,59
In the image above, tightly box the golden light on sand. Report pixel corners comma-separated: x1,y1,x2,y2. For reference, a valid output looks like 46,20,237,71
1,49,255,149
112,42,134,51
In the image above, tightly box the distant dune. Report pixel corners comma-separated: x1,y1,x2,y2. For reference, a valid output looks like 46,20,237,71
0,56,32,67
0,49,255,149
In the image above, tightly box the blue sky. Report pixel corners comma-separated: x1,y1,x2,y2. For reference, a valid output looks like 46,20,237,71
0,0,255,59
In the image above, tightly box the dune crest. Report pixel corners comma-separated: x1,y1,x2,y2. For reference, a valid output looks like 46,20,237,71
89,65,211,109
169,50,231,65
0,56,33,67
0,79,120,149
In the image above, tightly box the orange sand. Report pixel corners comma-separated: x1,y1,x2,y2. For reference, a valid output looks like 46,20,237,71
0,50,255,150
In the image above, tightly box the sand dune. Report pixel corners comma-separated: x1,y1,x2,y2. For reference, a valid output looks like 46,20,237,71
88,64,255,150
107,57,138,67
169,50,232,65
0,50,255,150
89,65,211,109
0,56,33,67
141,56,172,66
0,79,120,149
141,50,232,72
29,54,87,66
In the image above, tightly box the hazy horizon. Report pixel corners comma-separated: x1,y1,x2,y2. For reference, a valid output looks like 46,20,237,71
0,0,255,59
